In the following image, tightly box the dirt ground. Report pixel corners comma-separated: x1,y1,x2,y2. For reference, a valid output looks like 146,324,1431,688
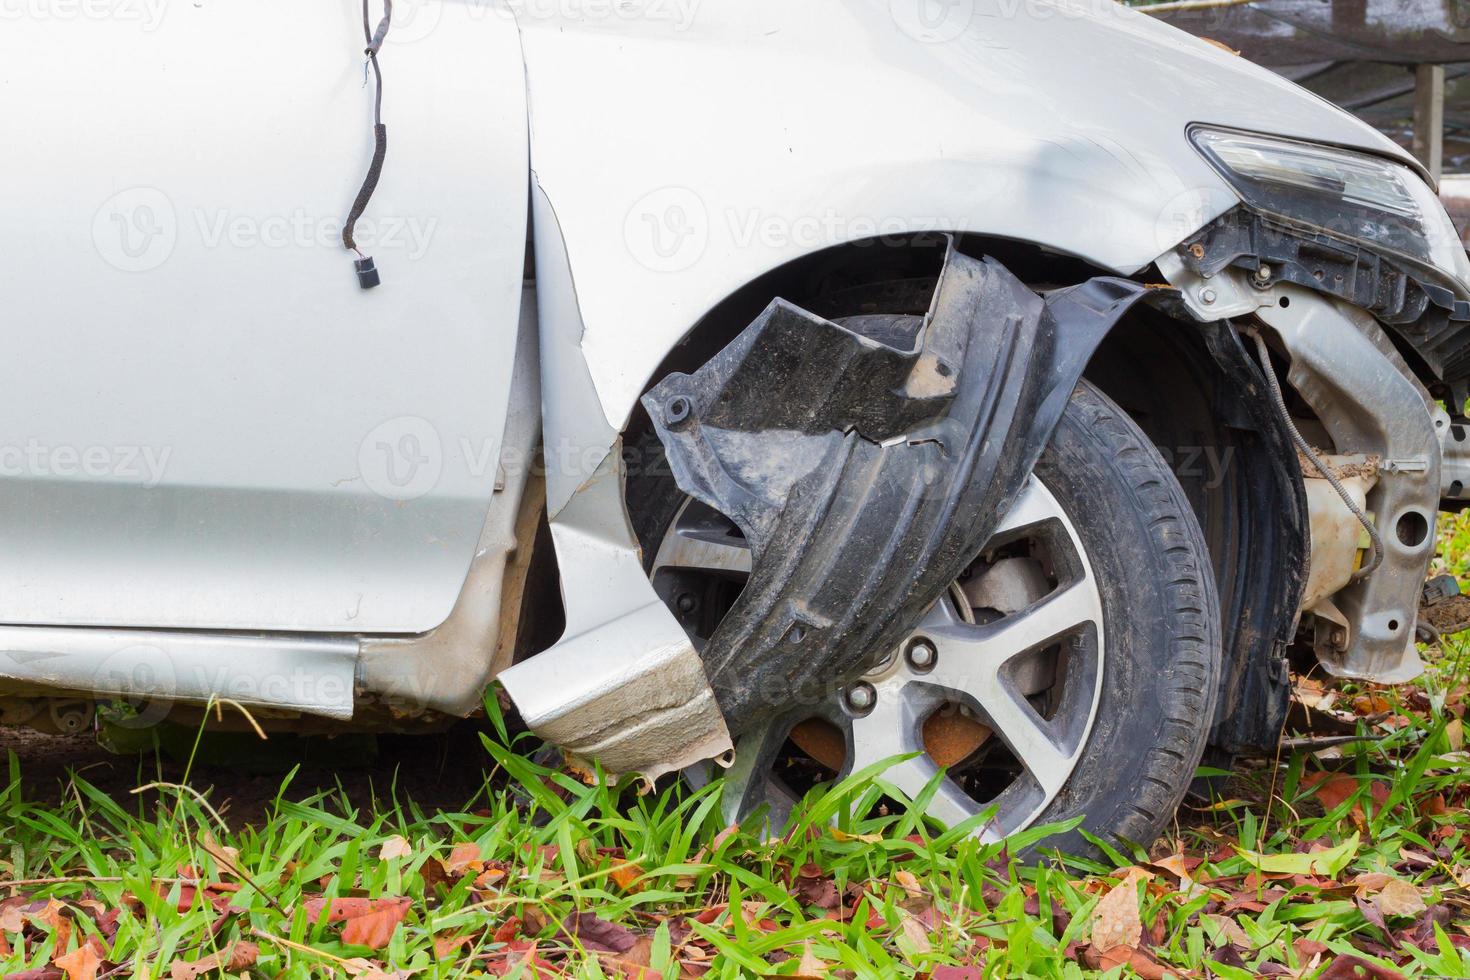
0,723,500,827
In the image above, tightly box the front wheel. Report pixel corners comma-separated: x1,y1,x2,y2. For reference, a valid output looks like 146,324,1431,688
638,379,1221,854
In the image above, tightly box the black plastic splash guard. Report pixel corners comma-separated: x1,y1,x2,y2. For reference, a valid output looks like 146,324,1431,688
642,242,1153,734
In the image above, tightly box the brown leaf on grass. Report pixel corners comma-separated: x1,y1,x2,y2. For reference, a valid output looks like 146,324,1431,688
563,911,637,954
793,941,828,979
1318,954,1408,979
442,843,482,875
493,916,522,944
29,900,71,950
378,836,412,860
1373,879,1427,918
432,934,472,959
930,967,983,980
608,862,646,894
341,903,411,950
166,940,258,980
0,897,26,934
53,941,102,980
301,897,411,950
1089,868,1149,952
1080,943,1170,979
898,912,932,958
1203,912,1251,948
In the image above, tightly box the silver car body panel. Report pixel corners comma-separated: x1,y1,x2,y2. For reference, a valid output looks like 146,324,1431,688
0,628,358,720
517,0,1420,436
0,2,528,633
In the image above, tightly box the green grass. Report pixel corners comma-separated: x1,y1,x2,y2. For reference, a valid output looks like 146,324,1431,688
5,527,1470,977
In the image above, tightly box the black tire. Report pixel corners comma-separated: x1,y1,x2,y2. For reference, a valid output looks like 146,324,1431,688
1022,380,1221,855
632,378,1222,855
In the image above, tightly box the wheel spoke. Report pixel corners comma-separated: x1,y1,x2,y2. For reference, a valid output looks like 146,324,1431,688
720,718,797,829
919,582,1099,796
842,683,990,830
968,675,1072,794
929,576,1101,669
652,528,752,576
991,477,1060,538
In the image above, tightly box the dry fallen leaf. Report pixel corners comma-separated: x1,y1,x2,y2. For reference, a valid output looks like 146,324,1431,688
341,902,412,949
199,831,242,881
1089,868,1150,952
1203,912,1251,948
608,861,646,894
303,897,412,951
30,899,72,950
54,941,103,980
894,869,924,901
1374,878,1427,919
442,843,482,875
1081,943,1171,979
898,911,932,958
168,940,258,980
794,941,828,979
379,836,412,860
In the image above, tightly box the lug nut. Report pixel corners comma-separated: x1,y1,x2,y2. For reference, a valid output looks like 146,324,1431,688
906,637,937,672
845,682,876,713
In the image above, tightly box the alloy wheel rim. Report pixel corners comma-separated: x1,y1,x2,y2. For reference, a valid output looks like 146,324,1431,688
650,475,1105,840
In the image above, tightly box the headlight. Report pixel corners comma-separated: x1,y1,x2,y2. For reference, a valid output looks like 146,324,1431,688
1191,126,1470,291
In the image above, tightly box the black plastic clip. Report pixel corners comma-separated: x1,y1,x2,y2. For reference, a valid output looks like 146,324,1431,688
354,256,381,290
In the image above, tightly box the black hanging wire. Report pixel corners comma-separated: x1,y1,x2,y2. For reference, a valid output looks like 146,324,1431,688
343,0,392,288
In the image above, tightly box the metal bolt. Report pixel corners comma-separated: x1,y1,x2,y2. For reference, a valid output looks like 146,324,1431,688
906,637,937,672
845,683,876,713
664,395,692,428
1200,288,1217,305
1255,264,1272,282
675,592,698,614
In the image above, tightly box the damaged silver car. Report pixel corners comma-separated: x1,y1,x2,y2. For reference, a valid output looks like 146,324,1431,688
4,0,1469,854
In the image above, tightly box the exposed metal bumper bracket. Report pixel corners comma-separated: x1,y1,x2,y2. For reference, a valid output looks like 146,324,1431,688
1161,254,1437,683
642,242,1153,733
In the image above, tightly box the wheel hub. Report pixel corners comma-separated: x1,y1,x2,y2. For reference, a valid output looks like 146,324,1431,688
651,476,1104,839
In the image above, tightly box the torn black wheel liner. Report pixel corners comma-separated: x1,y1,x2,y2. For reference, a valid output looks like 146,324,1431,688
642,242,1155,736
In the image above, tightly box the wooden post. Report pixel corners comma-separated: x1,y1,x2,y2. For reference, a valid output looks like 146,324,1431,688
1414,64,1445,182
